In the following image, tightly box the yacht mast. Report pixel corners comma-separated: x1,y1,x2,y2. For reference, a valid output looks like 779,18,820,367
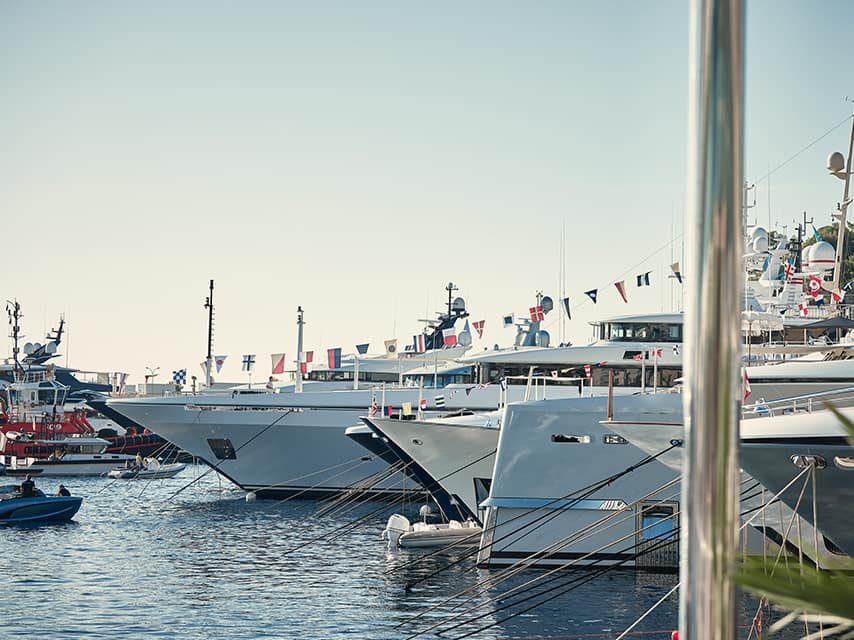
295,306,304,393
204,279,214,387
828,106,854,294
681,2,743,640
6,300,22,373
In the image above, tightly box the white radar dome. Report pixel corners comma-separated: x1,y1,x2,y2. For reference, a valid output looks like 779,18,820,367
750,226,767,242
801,246,812,269
809,241,836,274
540,296,554,314
752,236,768,253
451,297,466,312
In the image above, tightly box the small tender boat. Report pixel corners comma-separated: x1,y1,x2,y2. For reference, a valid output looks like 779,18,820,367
382,513,482,549
107,459,186,479
0,484,82,524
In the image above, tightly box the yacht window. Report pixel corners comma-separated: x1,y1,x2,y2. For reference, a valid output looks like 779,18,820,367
551,434,591,444
207,438,237,460
639,504,676,540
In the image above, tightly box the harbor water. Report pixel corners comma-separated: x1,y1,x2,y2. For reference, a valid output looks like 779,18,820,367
2,469,791,639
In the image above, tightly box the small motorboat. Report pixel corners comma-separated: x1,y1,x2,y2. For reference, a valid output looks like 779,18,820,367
0,484,82,524
382,513,483,550
107,458,186,479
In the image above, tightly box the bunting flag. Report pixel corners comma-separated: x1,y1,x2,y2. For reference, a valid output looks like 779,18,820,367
384,339,398,355
584,289,598,304
370,391,378,417
413,333,426,353
304,351,314,364
355,343,369,355
502,313,515,327
632,352,644,361
241,355,255,372
812,224,822,242
797,302,809,317
214,355,227,374
561,297,571,319
673,345,680,356
465,386,474,396
443,328,457,347
831,288,845,303
529,305,545,322
671,262,683,283
172,368,187,385
271,353,286,375
550,370,558,378
649,348,663,358
499,377,507,391
808,275,822,298
402,402,412,417
743,369,751,402
583,364,592,379
614,281,628,303
636,272,651,287
783,260,794,280
472,320,485,339
815,297,825,306
327,347,342,369
385,405,393,417
419,398,427,410
434,394,446,408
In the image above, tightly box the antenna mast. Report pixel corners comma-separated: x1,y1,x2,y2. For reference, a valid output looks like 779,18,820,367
6,300,22,373
204,280,214,387
445,282,458,318
829,104,854,294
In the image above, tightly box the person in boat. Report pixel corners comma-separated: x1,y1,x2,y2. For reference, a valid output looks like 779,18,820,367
134,452,145,470
56,485,70,497
266,376,275,391
20,474,35,498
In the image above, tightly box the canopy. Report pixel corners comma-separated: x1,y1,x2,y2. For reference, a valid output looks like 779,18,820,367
801,316,854,330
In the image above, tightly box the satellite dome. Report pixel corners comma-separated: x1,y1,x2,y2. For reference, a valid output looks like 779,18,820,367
540,296,554,314
801,246,811,269
752,236,768,253
457,331,472,347
45,342,57,355
750,226,767,242
828,151,846,173
535,330,550,347
451,297,466,312
23,342,33,355
809,241,836,274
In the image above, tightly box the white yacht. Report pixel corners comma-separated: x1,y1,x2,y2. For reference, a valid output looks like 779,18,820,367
0,435,135,477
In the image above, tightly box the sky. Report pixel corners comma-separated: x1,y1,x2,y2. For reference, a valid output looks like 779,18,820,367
1,1,853,385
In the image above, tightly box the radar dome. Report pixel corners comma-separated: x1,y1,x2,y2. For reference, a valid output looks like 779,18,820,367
750,226,767,242
809,241,836,274
540,296,554,314
801,246,811,269
451,297,466,312
23,342,33,355
752,236,768,253
457,331,472,347
828,151,846,174
535,330,550,347
45,342,57,355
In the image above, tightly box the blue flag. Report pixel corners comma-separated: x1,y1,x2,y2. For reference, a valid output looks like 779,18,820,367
355,343,369,355
584,289,598,304
813,225,822,242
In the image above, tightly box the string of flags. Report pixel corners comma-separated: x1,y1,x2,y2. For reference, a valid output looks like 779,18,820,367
172,369,187,385
241,354,255,372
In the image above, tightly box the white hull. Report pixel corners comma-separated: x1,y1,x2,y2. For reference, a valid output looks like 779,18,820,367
362,415,499,520
107,385,638,498
8,455,136,477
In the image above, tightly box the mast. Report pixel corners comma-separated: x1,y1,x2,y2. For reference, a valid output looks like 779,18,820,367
6,300,22,373
203,279,214,387
681,2,743,640
829,106,854,294
445,281,458,319
295,306,304,394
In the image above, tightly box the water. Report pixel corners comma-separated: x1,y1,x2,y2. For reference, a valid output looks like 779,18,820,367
1,470,792,639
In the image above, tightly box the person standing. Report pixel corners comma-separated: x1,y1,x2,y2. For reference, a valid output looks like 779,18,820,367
20,474,35,497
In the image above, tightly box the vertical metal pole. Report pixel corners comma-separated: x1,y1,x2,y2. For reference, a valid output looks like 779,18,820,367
295,306,304,394
681,1,744,640
829,112,854,294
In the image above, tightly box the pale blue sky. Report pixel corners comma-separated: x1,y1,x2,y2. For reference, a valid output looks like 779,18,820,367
1,2,852,382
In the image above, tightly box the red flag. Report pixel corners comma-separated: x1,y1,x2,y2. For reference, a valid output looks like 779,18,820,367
583,364,592,379
472,320,485,339
529,306,545,322
743,369,751,402
443,328,457,347
614,281,628,303
270,353,286,375
633,352,644,361
808,275,822,298
798,302,809,317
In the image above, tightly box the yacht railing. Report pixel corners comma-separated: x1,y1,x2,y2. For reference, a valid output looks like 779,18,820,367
742,385,854,417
